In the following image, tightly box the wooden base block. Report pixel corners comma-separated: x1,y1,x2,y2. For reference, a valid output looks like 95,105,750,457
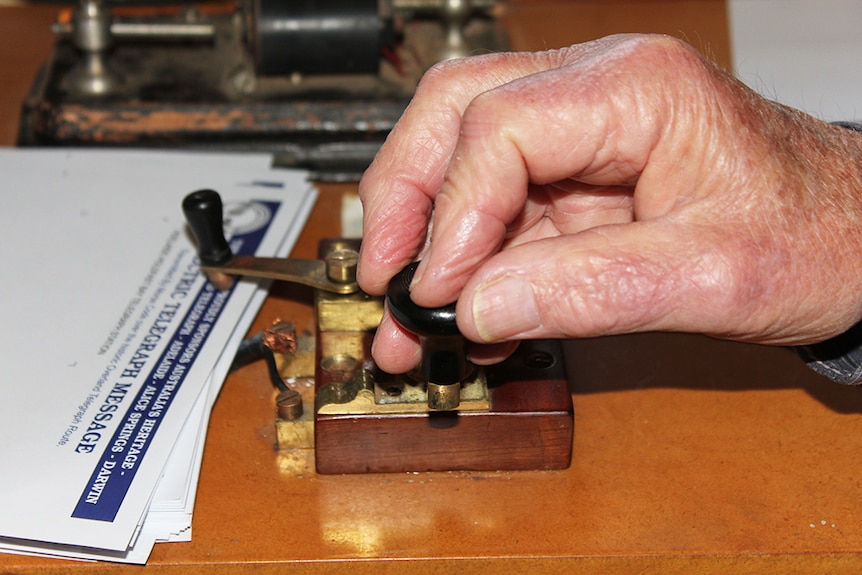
314,339,573,474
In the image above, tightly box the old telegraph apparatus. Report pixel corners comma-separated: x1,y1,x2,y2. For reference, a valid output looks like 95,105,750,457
19,0,509,177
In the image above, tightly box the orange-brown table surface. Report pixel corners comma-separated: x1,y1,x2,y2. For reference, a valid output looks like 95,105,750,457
6,2,862,573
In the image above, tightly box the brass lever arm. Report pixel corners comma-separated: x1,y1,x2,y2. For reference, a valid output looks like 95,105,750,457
201,254,359,295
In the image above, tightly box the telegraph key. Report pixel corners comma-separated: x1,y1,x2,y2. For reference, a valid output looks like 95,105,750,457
183,189,573,474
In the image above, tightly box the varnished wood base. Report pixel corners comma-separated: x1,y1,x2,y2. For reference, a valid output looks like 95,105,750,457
315,339,574,474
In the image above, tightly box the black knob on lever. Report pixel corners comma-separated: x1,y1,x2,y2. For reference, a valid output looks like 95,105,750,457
387,262,467,411
181,189,232,267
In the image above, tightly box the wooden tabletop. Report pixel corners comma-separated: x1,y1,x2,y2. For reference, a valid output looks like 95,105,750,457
6,2,862,573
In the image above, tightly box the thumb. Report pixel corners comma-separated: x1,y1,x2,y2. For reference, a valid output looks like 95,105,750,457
456,220,750,344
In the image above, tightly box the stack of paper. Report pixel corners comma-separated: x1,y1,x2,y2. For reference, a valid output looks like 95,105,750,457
0,149,316,563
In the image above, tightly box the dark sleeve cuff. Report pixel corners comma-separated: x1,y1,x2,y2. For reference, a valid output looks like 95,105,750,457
833,121,862,133
797,322,862,384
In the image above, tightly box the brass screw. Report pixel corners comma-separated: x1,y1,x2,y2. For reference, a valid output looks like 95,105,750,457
325,249,359,284
276,390,303,421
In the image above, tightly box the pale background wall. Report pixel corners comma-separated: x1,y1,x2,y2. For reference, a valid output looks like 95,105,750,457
730,0,862,122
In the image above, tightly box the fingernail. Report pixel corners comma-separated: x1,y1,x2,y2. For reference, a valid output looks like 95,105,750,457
409,261,424,289
472,276,541,341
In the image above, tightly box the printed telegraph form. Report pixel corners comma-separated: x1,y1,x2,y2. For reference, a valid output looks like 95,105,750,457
0,150,315,558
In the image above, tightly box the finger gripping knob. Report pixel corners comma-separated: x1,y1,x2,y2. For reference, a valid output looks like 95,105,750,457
386,262,459,337
386,262,466,410
182,189,233,266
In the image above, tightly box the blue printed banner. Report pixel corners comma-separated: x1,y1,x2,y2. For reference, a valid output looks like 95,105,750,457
72,201,279,522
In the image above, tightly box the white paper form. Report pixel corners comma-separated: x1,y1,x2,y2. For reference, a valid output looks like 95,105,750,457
0,149,315,559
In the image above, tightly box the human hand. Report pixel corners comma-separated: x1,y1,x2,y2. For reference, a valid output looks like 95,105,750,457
358,34,862,375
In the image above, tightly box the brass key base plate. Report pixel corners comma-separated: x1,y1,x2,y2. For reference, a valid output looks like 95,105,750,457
315,328,491,416
317,366,491,415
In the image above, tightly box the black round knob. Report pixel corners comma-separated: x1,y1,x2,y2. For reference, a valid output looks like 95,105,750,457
182,189,232,267
386,262,459,337
386,262,467,409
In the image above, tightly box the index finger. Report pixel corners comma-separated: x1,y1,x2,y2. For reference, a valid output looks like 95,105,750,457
357,48,583,295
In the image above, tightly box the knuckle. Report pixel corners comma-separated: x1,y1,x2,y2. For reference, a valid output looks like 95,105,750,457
414,56,484,99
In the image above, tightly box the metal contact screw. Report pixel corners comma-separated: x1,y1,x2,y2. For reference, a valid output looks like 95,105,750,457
325,249,359,284
276,390,303,421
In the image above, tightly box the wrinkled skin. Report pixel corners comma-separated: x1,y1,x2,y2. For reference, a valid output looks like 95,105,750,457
358,34,862,375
